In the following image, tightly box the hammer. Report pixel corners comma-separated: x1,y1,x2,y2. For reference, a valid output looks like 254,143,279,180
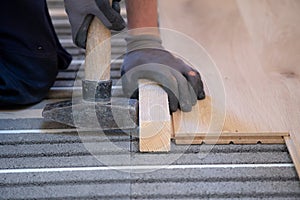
83,17,113,102
43,16,138,130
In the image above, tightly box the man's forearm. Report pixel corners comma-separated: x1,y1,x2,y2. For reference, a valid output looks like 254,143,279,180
125,0,158,30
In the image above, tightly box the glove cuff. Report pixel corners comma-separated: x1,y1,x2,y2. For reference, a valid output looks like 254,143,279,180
125,34,164,53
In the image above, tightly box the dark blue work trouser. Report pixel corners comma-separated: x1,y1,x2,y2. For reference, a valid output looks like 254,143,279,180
0,0,72,106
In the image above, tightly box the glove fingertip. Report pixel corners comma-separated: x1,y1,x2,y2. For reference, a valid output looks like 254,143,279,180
179,96,193,112
198,90,206,100
169,101,178,113
180,103,193,112
74,18,92,49
75,34,87,49
111,22,126,31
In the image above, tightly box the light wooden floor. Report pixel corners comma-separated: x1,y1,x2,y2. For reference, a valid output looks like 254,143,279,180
159,0,300,146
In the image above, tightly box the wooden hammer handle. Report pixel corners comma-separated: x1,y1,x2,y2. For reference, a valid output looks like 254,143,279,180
85,17,111,81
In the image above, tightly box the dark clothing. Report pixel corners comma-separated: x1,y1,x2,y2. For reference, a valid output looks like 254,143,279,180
0,0,72,106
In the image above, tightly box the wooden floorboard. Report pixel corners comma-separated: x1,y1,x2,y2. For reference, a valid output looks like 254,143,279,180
159,0,300,181
159,0,300,143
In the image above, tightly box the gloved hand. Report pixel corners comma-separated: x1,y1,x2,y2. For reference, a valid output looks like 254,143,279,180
64,0,126,48
121,35,205,113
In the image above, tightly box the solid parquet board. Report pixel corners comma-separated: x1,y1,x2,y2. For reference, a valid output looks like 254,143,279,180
159,0,300,175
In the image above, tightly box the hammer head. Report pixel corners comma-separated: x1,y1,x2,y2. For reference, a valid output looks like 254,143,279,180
42,98,138,130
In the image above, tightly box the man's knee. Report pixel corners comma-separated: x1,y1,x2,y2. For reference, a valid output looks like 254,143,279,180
0,54,59,106
0,77,53,106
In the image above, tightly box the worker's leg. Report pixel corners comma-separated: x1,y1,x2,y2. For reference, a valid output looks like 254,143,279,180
0,1,72,106
0,52,58,106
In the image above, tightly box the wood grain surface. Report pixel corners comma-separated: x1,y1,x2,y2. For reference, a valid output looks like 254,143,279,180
85,17,111,81
158,0,300,144
138,80,171,152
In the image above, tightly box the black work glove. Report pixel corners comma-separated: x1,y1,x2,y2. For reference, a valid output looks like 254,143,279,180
64,0,126,48
121,35,205,113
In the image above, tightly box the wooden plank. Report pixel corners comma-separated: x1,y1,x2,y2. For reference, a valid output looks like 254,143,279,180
159,0,294,143
172,97,212,137
236,0,300,163
138,80,171,152
285,135,300,180
172,97,288,144
174,110,287,143
174,131,288,145
235,0,300,177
